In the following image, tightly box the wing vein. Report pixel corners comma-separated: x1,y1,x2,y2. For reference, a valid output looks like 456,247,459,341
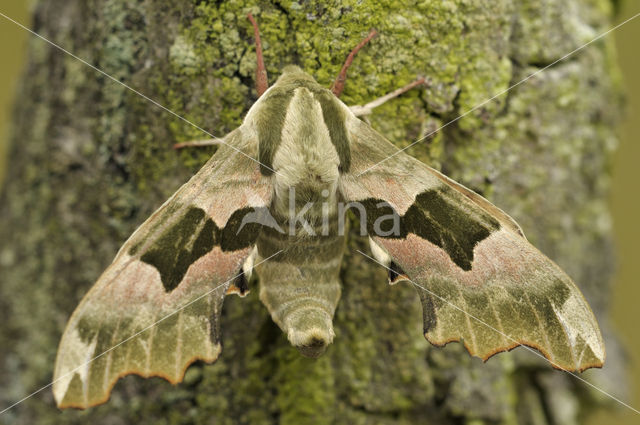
524,293,555,363
547,295,578,368
455,286,478,354
103,317,121,394
488,295,509,347
176,309,183,380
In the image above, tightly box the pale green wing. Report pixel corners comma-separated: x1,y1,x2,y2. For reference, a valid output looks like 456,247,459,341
53,128,272,408
340,117,604,372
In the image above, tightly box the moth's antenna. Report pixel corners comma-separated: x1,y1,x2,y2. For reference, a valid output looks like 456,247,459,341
331,29,378,97
247,13,268,97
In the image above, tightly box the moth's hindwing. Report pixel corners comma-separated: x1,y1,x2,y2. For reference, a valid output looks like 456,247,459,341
340,117,605,372
53,130,272,408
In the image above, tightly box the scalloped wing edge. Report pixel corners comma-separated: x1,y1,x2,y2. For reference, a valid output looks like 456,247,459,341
425,334,604,373
57,345,221,409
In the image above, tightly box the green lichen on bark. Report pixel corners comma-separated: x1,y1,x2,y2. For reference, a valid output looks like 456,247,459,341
0,0,624,424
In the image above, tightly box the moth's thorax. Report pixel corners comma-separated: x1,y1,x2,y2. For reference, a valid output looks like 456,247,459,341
244,66,353,216
275,89,343,221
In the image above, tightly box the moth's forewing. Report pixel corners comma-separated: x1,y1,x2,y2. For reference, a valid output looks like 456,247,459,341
53,131,273,408
340,116,605,372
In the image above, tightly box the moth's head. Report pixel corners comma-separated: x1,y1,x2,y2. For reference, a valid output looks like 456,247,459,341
277,65,318,85
261,65,329,97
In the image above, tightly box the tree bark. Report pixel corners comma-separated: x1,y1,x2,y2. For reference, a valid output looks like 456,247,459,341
0,1,624,424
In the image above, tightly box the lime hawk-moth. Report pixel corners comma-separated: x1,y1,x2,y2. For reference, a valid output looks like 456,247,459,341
53,15,604,408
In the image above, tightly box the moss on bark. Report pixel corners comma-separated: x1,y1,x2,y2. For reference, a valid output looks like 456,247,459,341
0,0,624,424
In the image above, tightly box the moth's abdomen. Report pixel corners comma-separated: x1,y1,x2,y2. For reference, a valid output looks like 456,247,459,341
255,223,344,358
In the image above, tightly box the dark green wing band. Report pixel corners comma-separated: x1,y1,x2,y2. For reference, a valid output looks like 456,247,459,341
355,186,500,271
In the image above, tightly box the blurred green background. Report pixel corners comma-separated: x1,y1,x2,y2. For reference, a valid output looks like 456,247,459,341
0,1,638,423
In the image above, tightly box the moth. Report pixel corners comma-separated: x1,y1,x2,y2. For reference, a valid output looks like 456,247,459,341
53,15,604,409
